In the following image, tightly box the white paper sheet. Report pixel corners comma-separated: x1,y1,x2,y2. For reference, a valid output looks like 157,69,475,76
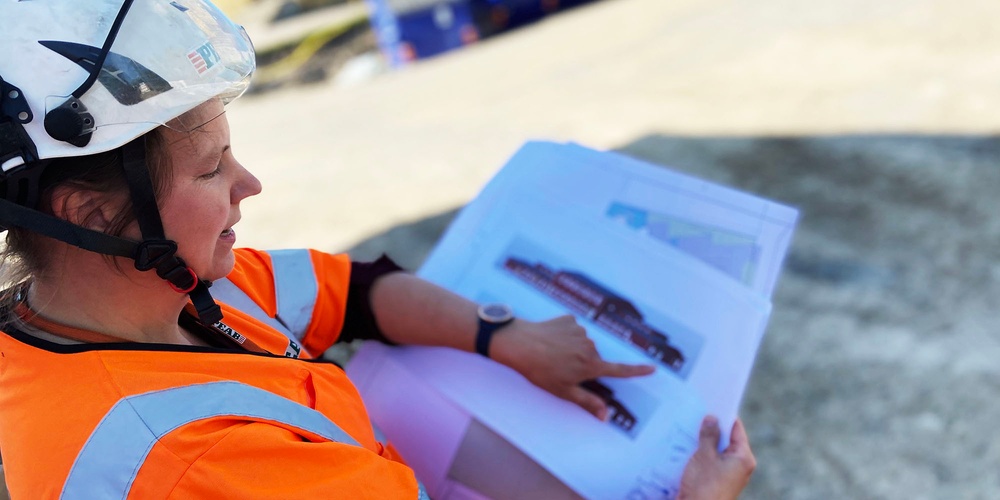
424,141,798,299
348,142,797,499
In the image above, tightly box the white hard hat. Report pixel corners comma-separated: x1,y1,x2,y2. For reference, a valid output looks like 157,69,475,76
0,0,257,324
0,0,255,170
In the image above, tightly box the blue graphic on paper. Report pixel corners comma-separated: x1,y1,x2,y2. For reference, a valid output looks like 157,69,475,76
607,203,760,286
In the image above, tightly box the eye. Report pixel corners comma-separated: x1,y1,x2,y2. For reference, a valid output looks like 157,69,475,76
199,166,222,179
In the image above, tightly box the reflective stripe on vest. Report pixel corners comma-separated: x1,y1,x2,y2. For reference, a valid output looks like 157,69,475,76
61,381,431,499
210,278,293,337
61,381,359,499
269,249,319,341
210,249,319,355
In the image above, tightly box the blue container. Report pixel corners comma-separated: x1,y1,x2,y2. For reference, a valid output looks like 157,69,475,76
468,0,556,37
469,0,598,37
367,0,479,66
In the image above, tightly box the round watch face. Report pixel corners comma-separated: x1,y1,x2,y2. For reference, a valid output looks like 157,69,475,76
478,303,514,323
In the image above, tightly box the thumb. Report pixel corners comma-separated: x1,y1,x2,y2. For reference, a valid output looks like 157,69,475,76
724,418,750,455
698,415,721,451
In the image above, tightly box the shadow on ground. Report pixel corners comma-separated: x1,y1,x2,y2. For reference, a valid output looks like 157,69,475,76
346,134,1000,499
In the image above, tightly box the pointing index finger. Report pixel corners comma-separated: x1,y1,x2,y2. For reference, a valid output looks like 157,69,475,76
598,361,656,379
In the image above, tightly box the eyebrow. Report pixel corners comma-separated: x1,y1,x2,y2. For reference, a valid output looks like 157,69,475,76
203,144,229,163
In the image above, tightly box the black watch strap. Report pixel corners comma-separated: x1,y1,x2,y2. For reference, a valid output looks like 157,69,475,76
474,320,505,357
474,303,514,358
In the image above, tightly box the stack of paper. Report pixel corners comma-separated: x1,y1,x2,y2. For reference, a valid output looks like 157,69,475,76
347,142,797,499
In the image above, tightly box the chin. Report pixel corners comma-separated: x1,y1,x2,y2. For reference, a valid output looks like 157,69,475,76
199,251,237,282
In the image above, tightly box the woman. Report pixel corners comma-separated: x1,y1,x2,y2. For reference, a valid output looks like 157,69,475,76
0,0,754,498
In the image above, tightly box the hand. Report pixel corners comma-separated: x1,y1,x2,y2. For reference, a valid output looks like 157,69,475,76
678,416,756,500
489,315,655,420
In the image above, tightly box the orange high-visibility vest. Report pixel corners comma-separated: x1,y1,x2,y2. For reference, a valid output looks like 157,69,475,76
0,248,426,499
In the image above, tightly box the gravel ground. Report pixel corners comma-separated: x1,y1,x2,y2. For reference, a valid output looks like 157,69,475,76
616,135,1000,499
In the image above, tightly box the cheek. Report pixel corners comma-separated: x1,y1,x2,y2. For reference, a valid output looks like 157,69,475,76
160,191,228,240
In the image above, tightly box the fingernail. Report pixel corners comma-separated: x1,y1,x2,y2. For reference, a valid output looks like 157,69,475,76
703,415,718,428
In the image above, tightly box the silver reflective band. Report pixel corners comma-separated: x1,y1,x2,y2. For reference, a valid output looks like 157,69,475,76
211,277,302,345
61,381,359,499
209,248,321,357
269,248,319,341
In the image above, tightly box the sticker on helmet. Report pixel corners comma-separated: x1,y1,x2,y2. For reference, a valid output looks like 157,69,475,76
187,41,220,75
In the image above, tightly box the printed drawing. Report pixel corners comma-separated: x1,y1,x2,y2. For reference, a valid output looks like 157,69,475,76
502,257,686,373
580,379,638,435
607,202,761,287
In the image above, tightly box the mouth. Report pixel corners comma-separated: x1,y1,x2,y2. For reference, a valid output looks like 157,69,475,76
220,217,240,238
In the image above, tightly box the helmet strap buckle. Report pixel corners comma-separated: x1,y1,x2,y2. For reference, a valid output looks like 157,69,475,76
165,266,199,294
133,239,197,293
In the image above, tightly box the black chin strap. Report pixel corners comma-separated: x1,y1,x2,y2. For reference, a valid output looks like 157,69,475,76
0,196,135,258
120,138,222,325
0,185,222,324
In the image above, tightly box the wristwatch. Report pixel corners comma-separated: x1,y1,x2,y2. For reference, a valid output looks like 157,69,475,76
475,303,515,358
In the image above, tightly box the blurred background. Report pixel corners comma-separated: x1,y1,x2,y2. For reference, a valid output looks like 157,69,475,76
217,0,1000,498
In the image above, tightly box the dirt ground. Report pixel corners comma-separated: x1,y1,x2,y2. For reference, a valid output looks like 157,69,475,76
616,135,1000,499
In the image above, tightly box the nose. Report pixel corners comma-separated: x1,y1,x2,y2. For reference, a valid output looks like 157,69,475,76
231,160,262,203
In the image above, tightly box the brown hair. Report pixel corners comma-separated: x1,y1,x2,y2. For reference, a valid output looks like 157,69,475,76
0,130,172,286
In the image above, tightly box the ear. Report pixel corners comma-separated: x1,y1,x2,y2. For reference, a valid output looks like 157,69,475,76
48,185,123,232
